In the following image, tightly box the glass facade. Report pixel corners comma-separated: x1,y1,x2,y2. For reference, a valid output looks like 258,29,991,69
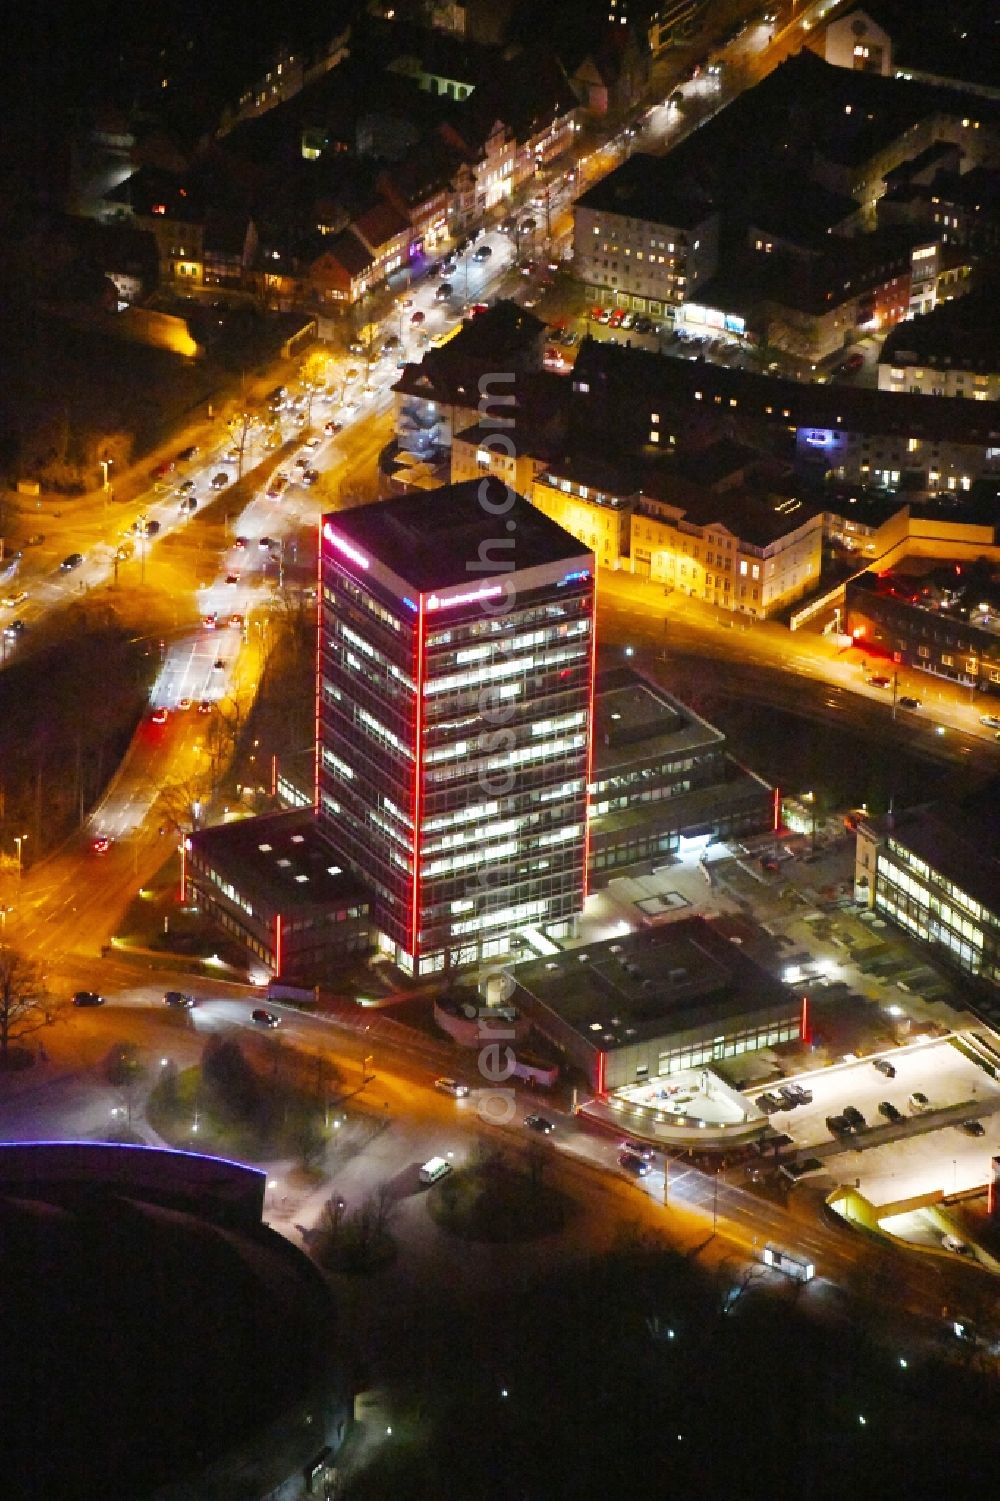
876,837,1000,985
319,532,595,976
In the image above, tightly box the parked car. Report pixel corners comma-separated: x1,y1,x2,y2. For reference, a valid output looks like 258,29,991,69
435,282,454,300
524,1114,555,1134
252,1007,280,1027
827,1113,852,1136
979,714,1000,730
872,1057,896,1077
960,1119,985,1137
163,990,195,1009
842,351,865,373
898,696,921,710
210,472,230,489
842,1105,867,1131
73,990,105,1007
60,552,84,571
878,1100,903,1123
434,1077,470,1098
473,243,492,261
908,1091,931,1113
867,674,892,688
176,445,199,462
302,468,320,485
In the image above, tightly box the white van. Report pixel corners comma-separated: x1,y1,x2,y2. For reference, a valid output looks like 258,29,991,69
419,1156,452,1186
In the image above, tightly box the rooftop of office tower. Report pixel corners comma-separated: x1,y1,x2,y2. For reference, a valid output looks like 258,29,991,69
324,480,590,593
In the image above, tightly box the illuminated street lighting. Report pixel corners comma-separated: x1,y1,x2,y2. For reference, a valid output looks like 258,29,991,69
14,834,28,880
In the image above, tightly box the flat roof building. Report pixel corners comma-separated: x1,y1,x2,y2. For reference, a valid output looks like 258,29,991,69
512,916,802,1093
855,784,1000,992
319,480,595,977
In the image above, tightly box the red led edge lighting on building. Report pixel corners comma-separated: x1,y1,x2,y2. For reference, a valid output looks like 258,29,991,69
322,522,369,571
800,994,810,1047
596,1047,605,1098
772,786,781,834
314,518,323,812
410,595,427,965
583,573,597,901
179,838,188,903
274,913,283,977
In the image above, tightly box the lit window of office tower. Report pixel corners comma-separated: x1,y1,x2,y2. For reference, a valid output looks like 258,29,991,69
317,480,596,977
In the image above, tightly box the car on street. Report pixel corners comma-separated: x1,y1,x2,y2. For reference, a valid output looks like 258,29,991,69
91,836,111,855
60,552,84,571
473,243,492,261
608,310,625,328
252,1007,280,1027
842,1105,867,1131
177,697,192,712
410,309,426,325
867,675,892,688
302,468,320,485
177,479,196,492
434,1077,470,1098
524,1114,555,1134
151,460,175,480
198,699,213,713
150,706,169,724
941,1234,970,1255
908,1091,931,1113
435,282,453,300
3,618,26,637
233,536,248,550
228,613,244,629
163,990,196,1009
842,351,865,373
960,1119,985,1137
618,1151,651,1177
898,696,921,710
73,990,105,1006
827,1113,852,1137
225,573,239,584
872,1057,896,1077
878,1100,903,1123
324,420,343,436
202,612,217,629
980,714,1000,730
210,472,230,489
212,658,226,671
176,445,199,462
180,496,198,513
259,536,274,550
266,476,288,498
2,591,28,608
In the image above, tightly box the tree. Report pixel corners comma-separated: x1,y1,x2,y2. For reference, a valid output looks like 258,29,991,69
0,946,53,1065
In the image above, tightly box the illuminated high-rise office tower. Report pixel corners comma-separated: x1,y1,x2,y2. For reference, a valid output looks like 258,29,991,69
317,480,596,976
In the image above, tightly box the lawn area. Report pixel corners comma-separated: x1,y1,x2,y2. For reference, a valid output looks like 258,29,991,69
146,1042,333,1165
428,1149,573,1244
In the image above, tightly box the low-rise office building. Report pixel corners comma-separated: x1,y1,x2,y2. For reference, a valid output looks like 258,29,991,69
878,284,1000,400
589,665,772,879
855,787,1000,989
512,917,802,1093
186,809,373,984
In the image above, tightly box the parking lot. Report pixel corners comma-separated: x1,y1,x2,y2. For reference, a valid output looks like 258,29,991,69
747,1036,1000,1204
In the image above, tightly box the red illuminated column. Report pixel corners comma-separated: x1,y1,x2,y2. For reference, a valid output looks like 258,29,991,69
800,994,811,1047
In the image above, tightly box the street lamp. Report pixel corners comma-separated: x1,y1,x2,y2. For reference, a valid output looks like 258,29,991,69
14,834,28,880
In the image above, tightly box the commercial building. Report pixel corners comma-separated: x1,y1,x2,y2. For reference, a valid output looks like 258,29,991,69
845,557,1000,696
854,786,1000,989
186,809,373,985
589,665,772,878
573,152,720,314
512,917,802,1093
318,481,595,977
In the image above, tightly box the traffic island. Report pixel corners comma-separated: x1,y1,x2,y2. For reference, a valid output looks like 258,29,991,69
427,1148,573,1244
146,1040,342,1166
